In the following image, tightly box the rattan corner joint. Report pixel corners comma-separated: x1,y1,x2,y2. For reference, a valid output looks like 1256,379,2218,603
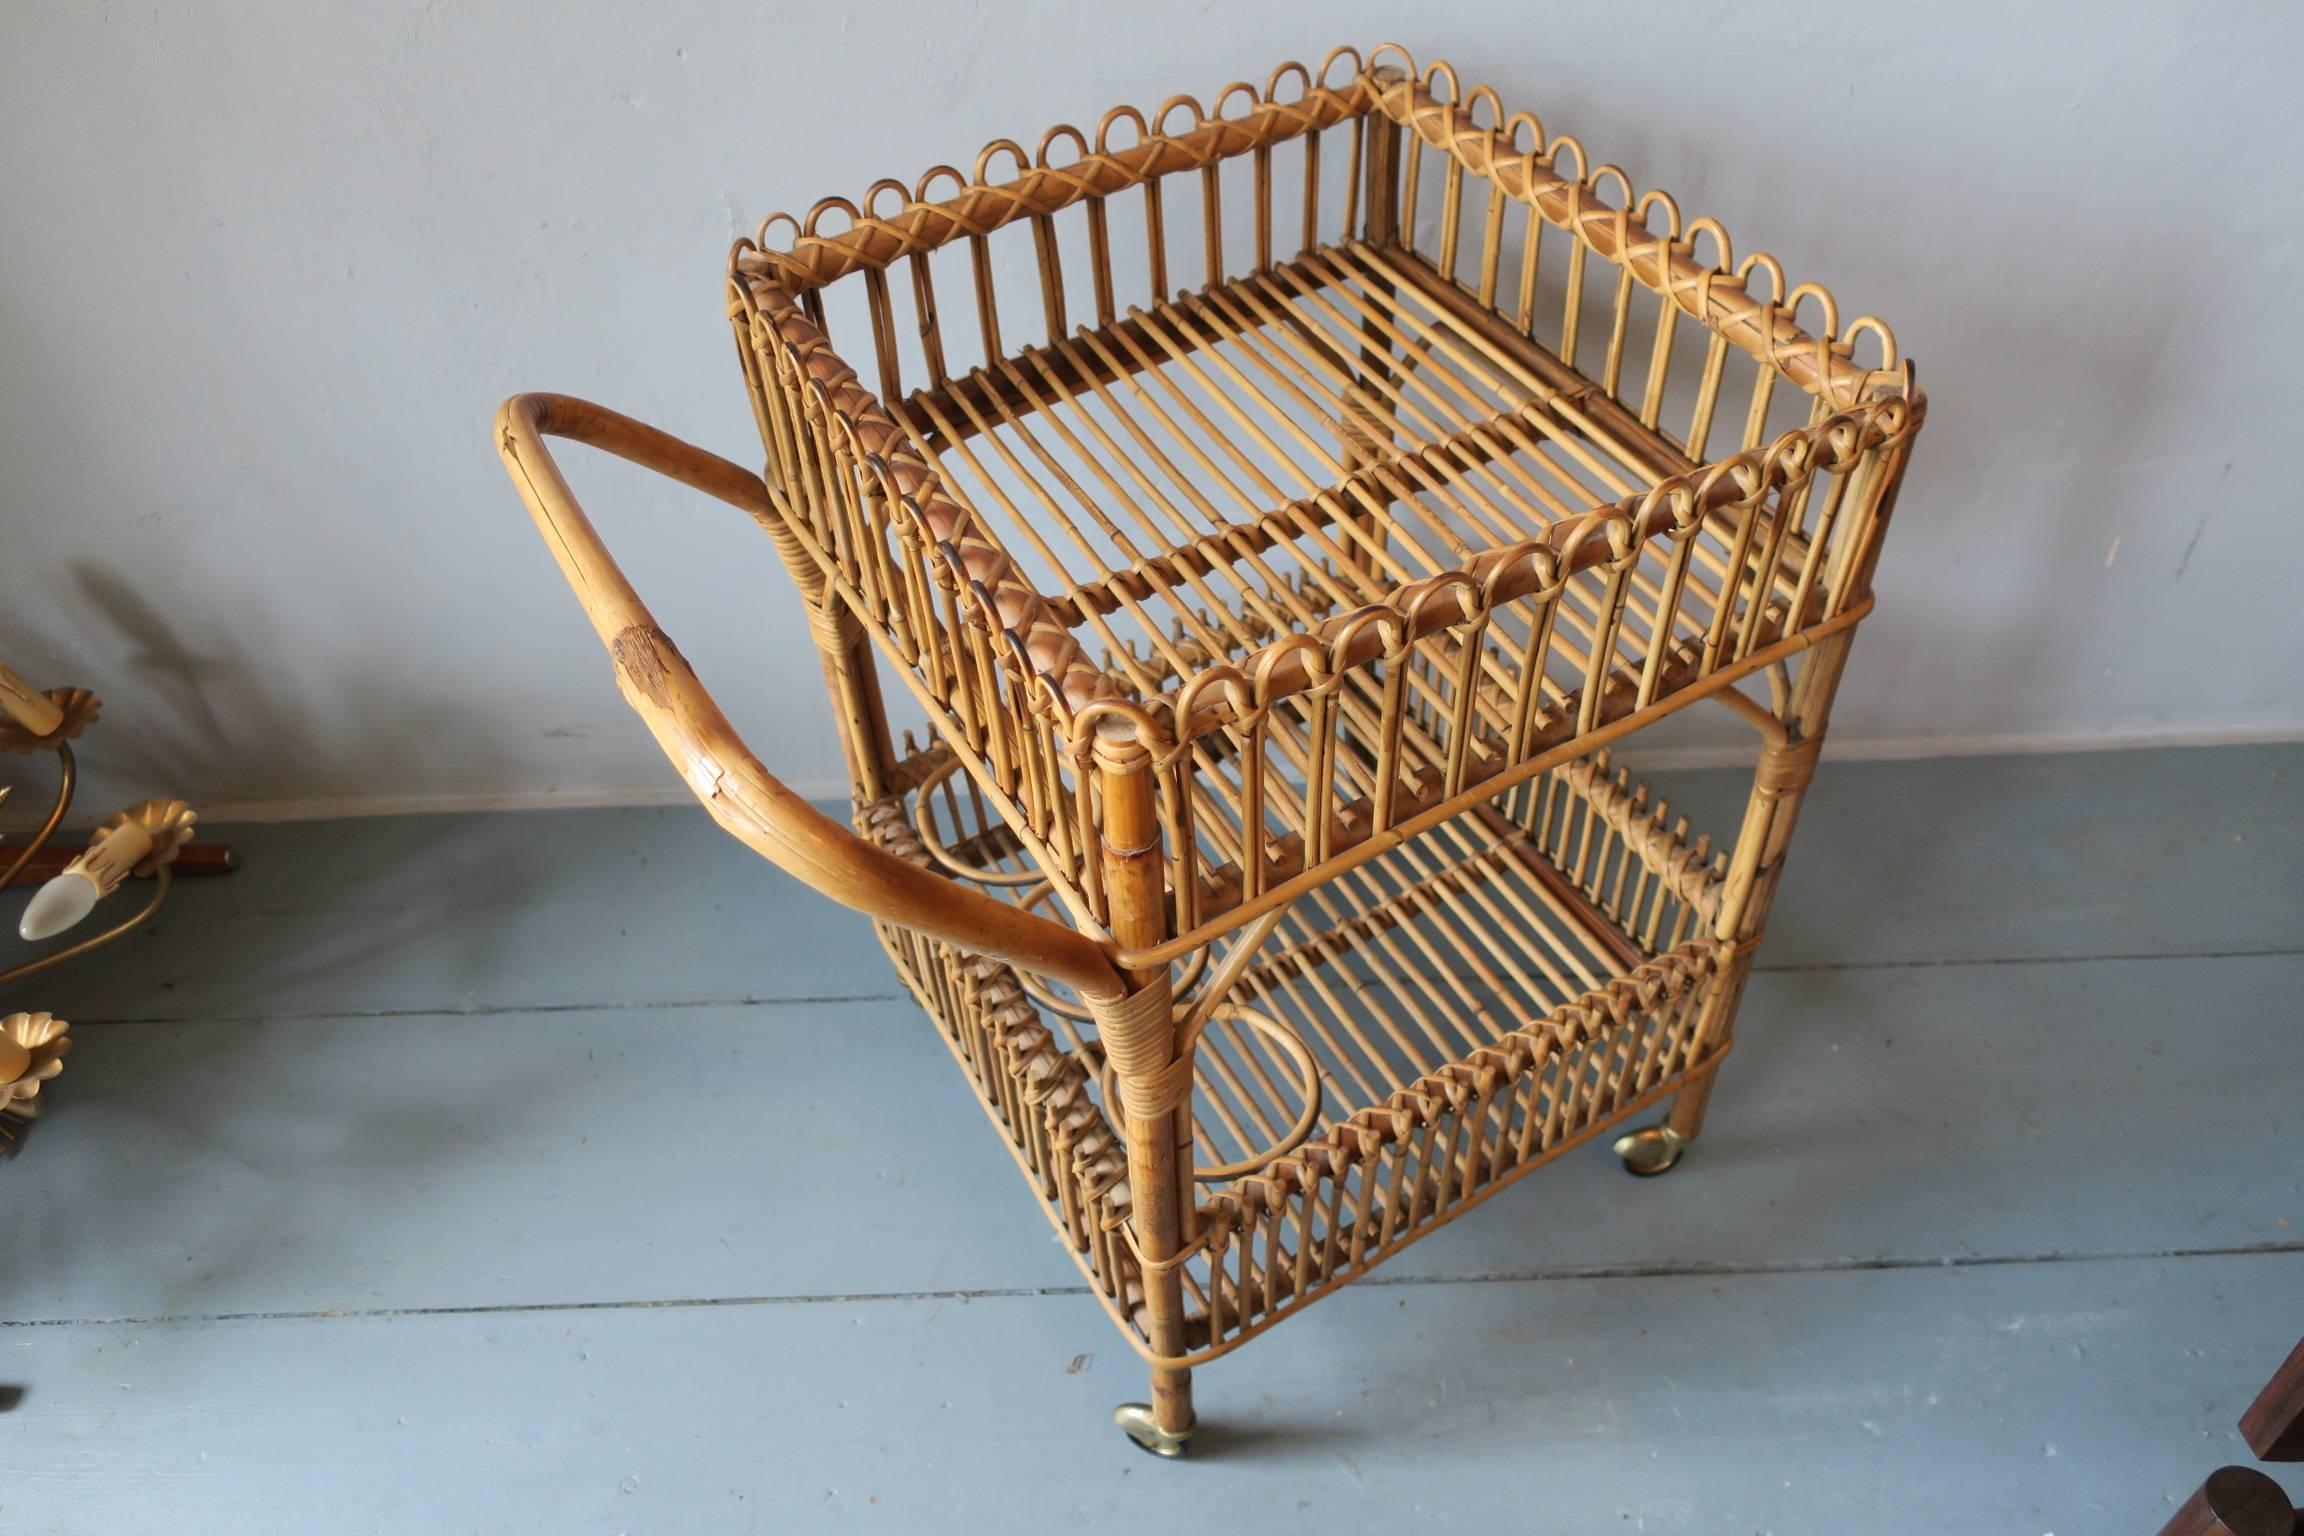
496,45,1926,1456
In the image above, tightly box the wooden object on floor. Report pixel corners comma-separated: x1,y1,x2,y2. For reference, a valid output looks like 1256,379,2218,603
2156,1467,2299,1536
496,43,1927,1448
2243,1337,2304,1462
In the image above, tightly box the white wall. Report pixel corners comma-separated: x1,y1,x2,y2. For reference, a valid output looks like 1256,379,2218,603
4,0,2299,822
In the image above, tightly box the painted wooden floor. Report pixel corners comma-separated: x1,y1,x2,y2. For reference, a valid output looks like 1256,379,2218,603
3,743,2298,1532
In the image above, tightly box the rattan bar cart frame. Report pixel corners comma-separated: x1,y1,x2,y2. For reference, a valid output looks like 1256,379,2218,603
496,45,1925,1456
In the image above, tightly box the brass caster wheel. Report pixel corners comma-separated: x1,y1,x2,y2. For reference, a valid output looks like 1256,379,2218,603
1113,1402,1195,1459
1612,1124,1687,1177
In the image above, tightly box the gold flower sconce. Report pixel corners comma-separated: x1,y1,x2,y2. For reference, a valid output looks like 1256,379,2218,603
0,1012,71,1124
1,658,232,1147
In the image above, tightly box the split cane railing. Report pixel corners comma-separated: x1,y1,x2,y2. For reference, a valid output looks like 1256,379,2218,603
496,44,1925,1455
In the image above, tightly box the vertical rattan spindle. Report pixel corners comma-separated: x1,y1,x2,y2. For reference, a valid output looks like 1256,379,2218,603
1339,79,1407,582
808,600,895,804
1090,724,1196,1457
753,444,894,804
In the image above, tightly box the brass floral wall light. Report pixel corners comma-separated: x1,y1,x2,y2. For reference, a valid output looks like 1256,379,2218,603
0,658,230,1143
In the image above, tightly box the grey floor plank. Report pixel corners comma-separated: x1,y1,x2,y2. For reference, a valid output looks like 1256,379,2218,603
8,954,2296,1323
1638,741,2304,969
30,743,2304,1027
1385,948,2304,1281
0,999,1053,1323
4,743,2297,1530
2,1254,2295,1533
30,807,895,1025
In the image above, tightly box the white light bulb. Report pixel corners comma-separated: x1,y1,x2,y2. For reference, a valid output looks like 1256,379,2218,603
19,871,100,941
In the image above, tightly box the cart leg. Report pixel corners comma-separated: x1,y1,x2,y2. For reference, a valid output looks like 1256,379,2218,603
1094,734,1200,1459
1618,632,1857,1179
1115,1366,1196,1458
756,488,896,807
1613,1010,1731,1176
1665,1061,1720,1142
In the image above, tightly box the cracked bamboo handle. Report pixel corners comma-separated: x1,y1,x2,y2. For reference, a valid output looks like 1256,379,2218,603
494,392,1128,1003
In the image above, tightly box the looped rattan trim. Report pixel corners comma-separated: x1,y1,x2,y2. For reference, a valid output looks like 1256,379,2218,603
1363,64,1897,411
737,64,1373,293
733,45,1907,418
724,48,1925,797
1130,396,1914,750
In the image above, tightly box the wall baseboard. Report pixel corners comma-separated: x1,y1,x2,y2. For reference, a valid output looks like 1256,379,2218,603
1617,722,2304,772
191,724,2304,825
196,781,847,825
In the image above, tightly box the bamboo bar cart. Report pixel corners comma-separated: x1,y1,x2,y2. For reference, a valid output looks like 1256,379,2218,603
496,45,1926,1455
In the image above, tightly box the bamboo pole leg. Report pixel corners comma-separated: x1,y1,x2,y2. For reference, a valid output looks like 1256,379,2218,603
1618,631,1856,1177
1150,1365,1194,1437
1664,1043,1723,1140
754,479,894,806
1648,945,1755,1154
1093,731,1198,1457
805,602,894,804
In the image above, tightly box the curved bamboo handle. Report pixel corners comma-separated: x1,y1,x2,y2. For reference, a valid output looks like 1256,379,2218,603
494,392,1125,1003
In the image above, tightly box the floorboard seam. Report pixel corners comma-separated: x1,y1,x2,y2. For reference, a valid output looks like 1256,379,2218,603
61,946,2304,1027
68,992,910,1027
14,1239,2300,1330
1753,945,2304,975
